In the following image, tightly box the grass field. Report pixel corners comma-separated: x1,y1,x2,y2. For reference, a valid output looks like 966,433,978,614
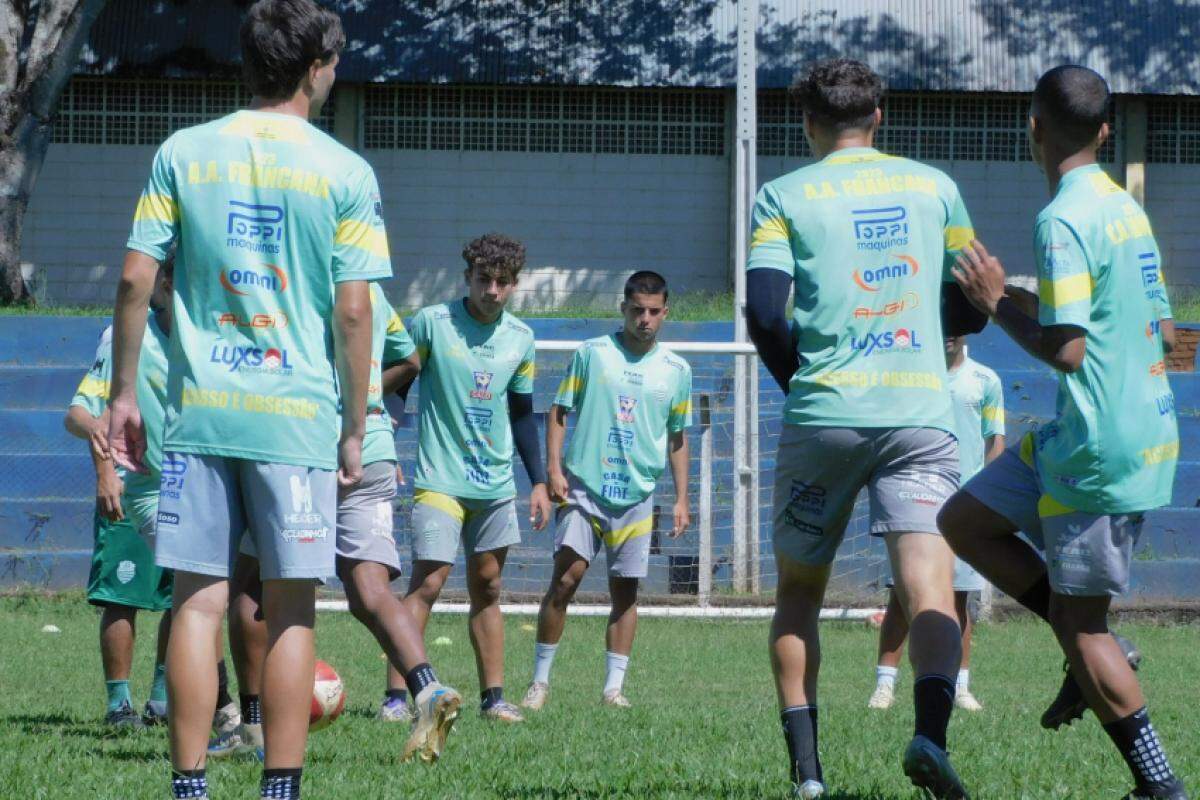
2,594,1197,799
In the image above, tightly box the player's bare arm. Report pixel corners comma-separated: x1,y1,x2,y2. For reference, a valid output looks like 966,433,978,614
66,404,112,462
545,404,570,502
382,353,420,397
954,240,1085,373
334,279,373,487
984,434,1005,465
107,249,158,472
667,430,690,537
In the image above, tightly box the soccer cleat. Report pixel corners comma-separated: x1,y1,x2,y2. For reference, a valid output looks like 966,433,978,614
104,700,145,728
520,681,549,711
793,779,825,798
211,701,241,737
142,699,168,726
1042,633,1142,730
868,683,896,710
903,735,970,800
601,689,632,708
954,689,983,712
480,699,525,723
401,683,462,763
1122,781,1189,800
208,721,263,760
378,695,412,723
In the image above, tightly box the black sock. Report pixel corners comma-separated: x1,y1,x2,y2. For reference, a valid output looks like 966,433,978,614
215,660,234,710
405,663,437,698
913,674,956,751
240,693,262,726
260,768,302,800
1016,574,1052,622
171,769,207,799
480,686,504,710
780,705,822,784
385,688,408,702
1102,707,1180,794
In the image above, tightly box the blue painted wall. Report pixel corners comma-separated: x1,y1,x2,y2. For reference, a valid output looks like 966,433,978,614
2,316,1195,602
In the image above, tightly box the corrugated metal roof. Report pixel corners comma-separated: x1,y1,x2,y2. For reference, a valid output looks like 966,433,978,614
76,0,1200,94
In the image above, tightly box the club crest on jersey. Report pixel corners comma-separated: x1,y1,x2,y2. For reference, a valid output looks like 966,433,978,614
617,395,638,423
471,371,494,400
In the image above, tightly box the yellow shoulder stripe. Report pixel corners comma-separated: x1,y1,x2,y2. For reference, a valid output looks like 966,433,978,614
750,216,789,249
1038,273,1093,308
335,220,390,259
944,226,974,252
133,193,177,224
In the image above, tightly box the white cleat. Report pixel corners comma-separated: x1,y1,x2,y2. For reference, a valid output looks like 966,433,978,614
212,701,241,736
520,681,549,711
868,683,895,710
480,699,525,723
793,779,825,799
378,695,413,723
954,689,983,712
402,683,462,763
601,689,632,708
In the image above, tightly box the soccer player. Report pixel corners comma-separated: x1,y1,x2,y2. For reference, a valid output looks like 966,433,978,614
211,283,464,764
869,335,1005,712
520,271,692,711
65,263,174,728
107,2,385,797
402,233,552,723
940,66,1188,800
745,59,980,799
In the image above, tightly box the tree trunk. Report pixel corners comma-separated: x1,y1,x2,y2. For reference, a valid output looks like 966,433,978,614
0,114,54,305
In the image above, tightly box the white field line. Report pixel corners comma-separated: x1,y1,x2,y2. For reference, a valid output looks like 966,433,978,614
315,600,882,621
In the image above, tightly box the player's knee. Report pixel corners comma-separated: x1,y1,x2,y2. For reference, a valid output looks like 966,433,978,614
609,577,638,609
1046,594,1108,641
468,571,503,605
347,578,393,623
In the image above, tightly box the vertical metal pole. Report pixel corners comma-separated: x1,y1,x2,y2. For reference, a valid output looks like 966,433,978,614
698,395,713,607
732,0,759,593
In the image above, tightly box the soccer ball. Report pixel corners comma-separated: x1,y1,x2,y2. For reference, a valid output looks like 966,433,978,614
310,659,345,731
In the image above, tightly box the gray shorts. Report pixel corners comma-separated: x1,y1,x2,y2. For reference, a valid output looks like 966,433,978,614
961,438,1144,597
336,461,401,579
772,426,960,566
155,452,336,581
409,489,521,564
884,557,986,593
555,473,654,579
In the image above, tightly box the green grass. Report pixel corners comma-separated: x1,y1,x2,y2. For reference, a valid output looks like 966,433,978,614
1169,287,1200,323
0,304,112,316
2,594,1197,799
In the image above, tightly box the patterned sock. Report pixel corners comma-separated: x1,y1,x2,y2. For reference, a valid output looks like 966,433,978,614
781,705,822,784
404,663,436,698
240,693,262,725
913,674,956,751
532,642,559,685
105,680,132,713
260,768,301,800
171,769,207,799
384,688,408,703
603,651,629,694
150,664,168,704
480,687,504,710
1103,707,1181,795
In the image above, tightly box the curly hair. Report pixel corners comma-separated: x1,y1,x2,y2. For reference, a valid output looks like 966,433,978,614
462,233,526,280
792,58,884,132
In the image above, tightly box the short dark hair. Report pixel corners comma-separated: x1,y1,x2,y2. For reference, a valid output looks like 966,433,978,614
462,233,526,281
240,0,345,100
624,270,668,302
792,58,884,132
1032,65,1111,150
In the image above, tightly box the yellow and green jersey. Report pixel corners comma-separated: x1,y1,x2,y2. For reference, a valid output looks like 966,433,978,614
556,334,692,508
1032,164,1177,513
747,147,973,433
948,356,1004,482
410,300,535,499
126,110,393,470
362,283,416,466
70,318,170,495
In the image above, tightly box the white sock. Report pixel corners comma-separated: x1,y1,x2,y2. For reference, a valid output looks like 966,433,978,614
957,669,970,691
603,651,630,694
532,642,558,685
876,665,899,688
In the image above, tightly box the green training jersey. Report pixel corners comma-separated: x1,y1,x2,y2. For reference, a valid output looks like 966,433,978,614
747,147,974,432
362,283,416,466
947,355,1004,483
410,300,535,499
126,110,393,470
70,318,170,495
1032,164,1177,513
555,334,692,508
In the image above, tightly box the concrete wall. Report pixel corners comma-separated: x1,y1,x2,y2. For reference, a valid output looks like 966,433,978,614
1146,164,1200,293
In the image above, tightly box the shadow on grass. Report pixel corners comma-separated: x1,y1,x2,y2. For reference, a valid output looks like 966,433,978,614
495,783,890,800
6,712,170,757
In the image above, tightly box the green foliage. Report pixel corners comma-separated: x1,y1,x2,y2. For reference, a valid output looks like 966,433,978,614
0,595,1196,798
